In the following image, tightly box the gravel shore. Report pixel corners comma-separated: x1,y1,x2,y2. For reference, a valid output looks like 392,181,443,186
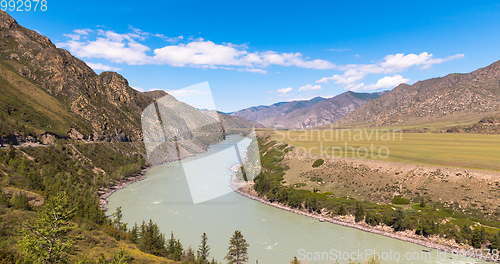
232,181,499,263
98,167,149,210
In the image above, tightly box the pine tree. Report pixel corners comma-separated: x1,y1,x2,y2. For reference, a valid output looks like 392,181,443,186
129,223,139,243
166,232,183,260
197,232,210,264
138,220,167,256
491,231,500,250
19,192,76,264
337,204,347,215
354,202,365,222
182,247,196,262
112,207,127,232
392,209,407,232
225,230,249,264
471,227,486,248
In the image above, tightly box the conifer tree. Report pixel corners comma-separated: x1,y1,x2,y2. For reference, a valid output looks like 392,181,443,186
197,232,210,264
19,192,76,264
225,230,249,264
166,232,183,260
354,202,365,222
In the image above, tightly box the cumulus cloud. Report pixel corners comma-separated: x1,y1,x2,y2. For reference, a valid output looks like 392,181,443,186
58,30,151,65
85,62,122,72
315,52,463,91
349,75,409,92
298,84,321,91
277,87,293,94
57,28,336,71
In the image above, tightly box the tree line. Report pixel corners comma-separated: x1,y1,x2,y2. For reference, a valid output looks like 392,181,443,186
253,137,500,252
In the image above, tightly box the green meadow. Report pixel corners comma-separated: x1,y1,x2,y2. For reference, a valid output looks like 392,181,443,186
271,129,500,171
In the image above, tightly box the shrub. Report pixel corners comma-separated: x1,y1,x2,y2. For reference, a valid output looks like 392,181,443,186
312,159,325,168
10,193,30,210
365,212,382,226
391,195,410,205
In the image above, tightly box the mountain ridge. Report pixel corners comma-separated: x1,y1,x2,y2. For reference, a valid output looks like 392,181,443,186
0,11,255,151
339,60,500,127
232,91,382,128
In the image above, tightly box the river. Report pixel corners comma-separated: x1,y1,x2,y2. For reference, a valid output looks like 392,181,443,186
107,135,487,264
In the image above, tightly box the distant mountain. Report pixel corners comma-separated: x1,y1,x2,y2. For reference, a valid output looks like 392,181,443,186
232,92,382,128
340,60,500,127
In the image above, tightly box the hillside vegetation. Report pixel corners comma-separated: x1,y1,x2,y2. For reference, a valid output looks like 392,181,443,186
253,136,500,252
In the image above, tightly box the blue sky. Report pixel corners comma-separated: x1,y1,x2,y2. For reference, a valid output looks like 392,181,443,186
8,0,500,112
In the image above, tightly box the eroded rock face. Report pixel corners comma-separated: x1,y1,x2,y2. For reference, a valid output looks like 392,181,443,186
39,133,56,145
67,128,84,140
0,11,152,142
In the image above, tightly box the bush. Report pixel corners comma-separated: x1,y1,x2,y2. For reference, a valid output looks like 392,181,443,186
391,195,410,205
365,212,382,226
0,189,9,208
312,159,325,168
10,193,30,210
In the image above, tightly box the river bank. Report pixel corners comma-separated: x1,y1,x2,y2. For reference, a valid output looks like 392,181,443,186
98,166,150,210
232,181,499,263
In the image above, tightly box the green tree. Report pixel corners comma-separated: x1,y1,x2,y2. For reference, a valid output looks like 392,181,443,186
392,209,407,232
10,192,30,210
19,192,76,264
197,232,210,264
138,220,167,256
225,230,249,264
354,202,365,223
0,188,9,208
471,227,486,248
365,212,381,226
182,247,196,263
336,204,347,216
490,231,500,250
112,207,127,232
419,197,426,208
166,232,183,260
129,224,139,244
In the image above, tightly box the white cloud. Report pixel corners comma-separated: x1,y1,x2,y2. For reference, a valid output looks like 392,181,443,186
57,28,336,71
298,84,321,91
371,75,409,89
315,52,463,91
277,87,293,94
350,75,409,92
58,30,151,65
74,29,92,35
85,62,121,71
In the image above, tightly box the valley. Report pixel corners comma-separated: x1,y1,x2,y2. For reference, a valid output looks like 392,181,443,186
0,5,499,264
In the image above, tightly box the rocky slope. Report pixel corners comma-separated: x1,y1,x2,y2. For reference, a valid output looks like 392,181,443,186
340,60,500,127
0,10,151,142
0,11,255,151
232,91,381,128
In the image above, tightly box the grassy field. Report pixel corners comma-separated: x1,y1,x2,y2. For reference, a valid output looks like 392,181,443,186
270,129,500,171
